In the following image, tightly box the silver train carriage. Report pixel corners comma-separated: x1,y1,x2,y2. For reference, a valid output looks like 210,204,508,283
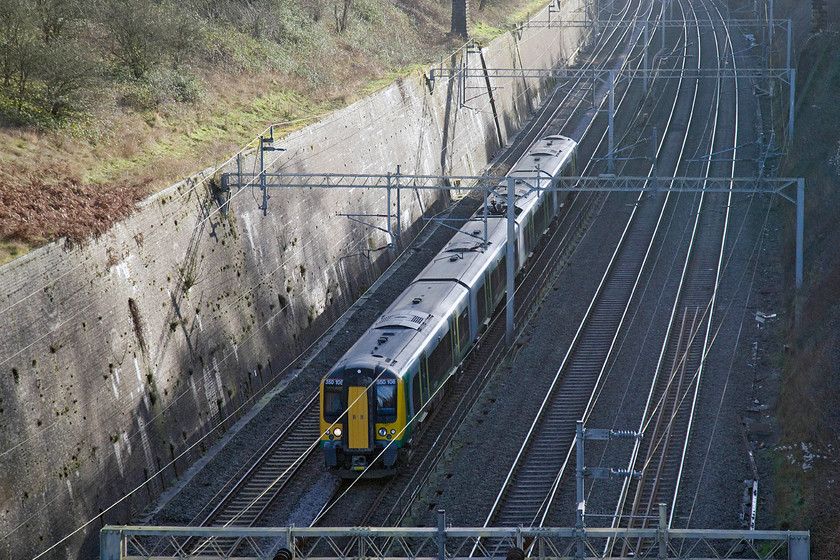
320,135,577,475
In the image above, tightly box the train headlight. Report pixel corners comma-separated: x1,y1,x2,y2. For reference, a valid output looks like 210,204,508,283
333,427,342,437
390,429,396,435
378,427,387,437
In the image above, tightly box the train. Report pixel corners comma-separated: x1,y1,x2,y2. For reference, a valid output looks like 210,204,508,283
319,135,578,476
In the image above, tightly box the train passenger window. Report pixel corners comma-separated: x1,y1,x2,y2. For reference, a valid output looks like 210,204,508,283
376,383,397,422
427,330,453,389
491,255,506,302
476,278,488,323
324,385,345,421
457,307,470,352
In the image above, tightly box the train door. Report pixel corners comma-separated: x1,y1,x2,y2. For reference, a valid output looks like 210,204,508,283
346,385,370,450
344,370,375,460
418,354,430,408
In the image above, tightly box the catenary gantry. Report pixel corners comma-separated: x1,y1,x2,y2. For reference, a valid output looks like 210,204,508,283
220,169,806,340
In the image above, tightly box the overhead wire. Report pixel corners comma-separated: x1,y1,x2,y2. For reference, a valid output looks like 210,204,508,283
12,0,560,469
2,89,453,461
9,3,667,556
680,190,773,531
22,174,454,558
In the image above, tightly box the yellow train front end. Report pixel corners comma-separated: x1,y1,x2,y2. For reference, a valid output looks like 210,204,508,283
320,365,409,476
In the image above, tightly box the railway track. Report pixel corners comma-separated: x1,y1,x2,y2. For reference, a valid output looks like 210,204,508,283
177,396,320,556
222,0,671,533
474,0,765,539
611,0,745,542
172,86,597,556
319,0,676,530
480,0,698,530
177,0,658,538
312,138,605,530
205,399,321,528
162,0,759,548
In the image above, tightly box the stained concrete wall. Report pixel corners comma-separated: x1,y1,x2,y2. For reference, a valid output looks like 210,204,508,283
0,4,586,559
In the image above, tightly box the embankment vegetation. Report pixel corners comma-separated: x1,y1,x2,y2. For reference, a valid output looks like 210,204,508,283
0,0,544,263
6,1,839,554
775,27,840,558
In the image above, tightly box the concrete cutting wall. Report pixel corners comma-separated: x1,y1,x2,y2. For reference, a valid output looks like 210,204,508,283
0,3,587,558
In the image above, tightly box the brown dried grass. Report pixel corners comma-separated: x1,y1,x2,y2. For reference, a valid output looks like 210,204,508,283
0,165,148,245
0,0,537,260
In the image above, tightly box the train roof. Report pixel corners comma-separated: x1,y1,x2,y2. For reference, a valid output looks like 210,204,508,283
322,135,577,381
416,215,508,286
326,280,469,378
419,136,576,285
521,135,576,161
491,135,576,213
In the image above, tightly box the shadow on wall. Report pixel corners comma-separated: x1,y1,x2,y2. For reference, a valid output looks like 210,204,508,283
440,53,460,176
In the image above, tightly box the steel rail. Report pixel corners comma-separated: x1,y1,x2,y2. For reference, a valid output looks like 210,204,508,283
617,1,722,539
177,394,320,556
102,523,810,560
599,0,706,540
163,2,744,551
479,0,695,532
182,0,655,543
668,0,742,529
536,0,702,530
176,9,610,538
142,5,761,560
368,170,600,530
315,0,670,535
521,17,791,28
612,0,743,549
313,0,657,529
429,66,791,82
226,172,799,194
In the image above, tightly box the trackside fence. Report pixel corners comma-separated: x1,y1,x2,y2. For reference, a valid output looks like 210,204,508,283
100,522,809,560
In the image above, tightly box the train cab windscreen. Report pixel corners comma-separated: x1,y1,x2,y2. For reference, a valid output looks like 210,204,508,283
376,379,397,422
324,383,345,421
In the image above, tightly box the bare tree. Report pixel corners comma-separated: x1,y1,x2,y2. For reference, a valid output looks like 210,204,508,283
812,0,827,31
309,0,327,22
451,0,469,37
38,38,98,115
334,0,352,33
0,0,42,112
33,0,79,44
101,0,167,79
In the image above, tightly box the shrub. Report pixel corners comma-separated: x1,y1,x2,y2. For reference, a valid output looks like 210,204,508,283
354,0,384,24
119,67,206,110
38,38,100,117
100,0,168,79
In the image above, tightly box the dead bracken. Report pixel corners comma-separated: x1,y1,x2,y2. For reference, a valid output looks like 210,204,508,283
0,166,147,245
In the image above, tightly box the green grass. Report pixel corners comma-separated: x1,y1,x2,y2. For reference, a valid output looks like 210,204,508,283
471,21,509,42
0,240,31,266
470,1,554,43
361,64,428,95
0,0,556,257
83,87,336,186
